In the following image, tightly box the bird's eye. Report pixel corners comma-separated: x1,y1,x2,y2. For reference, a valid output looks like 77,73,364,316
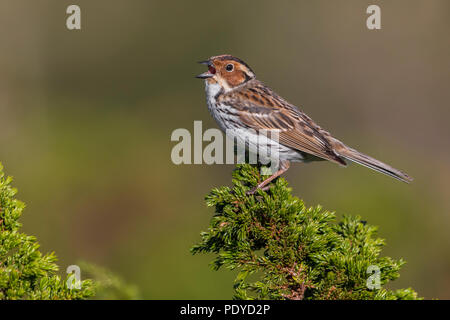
225,64,234,72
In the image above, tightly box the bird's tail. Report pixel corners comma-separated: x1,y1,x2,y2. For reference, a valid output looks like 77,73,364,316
337,147,413,183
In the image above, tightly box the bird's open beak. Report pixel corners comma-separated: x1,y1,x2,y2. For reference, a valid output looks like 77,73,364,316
196,60,215,79
196,71,214,79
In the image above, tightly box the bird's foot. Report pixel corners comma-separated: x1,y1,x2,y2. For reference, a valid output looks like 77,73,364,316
246,184,271,195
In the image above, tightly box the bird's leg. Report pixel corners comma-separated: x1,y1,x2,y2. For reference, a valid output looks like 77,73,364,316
247,161,290,195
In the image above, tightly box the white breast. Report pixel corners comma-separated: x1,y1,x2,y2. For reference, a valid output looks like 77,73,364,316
203,80,306,163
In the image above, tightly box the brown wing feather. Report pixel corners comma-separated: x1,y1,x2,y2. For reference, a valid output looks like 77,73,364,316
219,81,347,166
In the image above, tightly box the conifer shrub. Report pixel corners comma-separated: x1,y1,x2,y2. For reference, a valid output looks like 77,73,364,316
192,164,419,300
0,163,94,299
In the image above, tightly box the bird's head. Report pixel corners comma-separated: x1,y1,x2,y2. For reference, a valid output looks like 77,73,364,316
196,55,256,91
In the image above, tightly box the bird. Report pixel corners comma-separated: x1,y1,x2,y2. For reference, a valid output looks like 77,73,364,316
196,54,413,194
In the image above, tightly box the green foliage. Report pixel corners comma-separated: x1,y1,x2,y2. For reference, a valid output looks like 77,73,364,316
0,163,94,299
78,261,140,300
192,164,420,300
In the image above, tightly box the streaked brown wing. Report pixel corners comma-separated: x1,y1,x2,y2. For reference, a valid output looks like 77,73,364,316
220,85,346,165
239,107,345,165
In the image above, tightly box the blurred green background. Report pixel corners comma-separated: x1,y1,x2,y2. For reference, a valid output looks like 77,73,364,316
0,0,449,299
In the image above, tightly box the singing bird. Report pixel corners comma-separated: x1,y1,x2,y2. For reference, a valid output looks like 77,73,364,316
196,54,412,194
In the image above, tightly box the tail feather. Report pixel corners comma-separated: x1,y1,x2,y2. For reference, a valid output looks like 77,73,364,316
338,147,413,183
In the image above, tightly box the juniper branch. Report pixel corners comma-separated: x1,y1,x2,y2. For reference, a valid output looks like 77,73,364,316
0,163,94,300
